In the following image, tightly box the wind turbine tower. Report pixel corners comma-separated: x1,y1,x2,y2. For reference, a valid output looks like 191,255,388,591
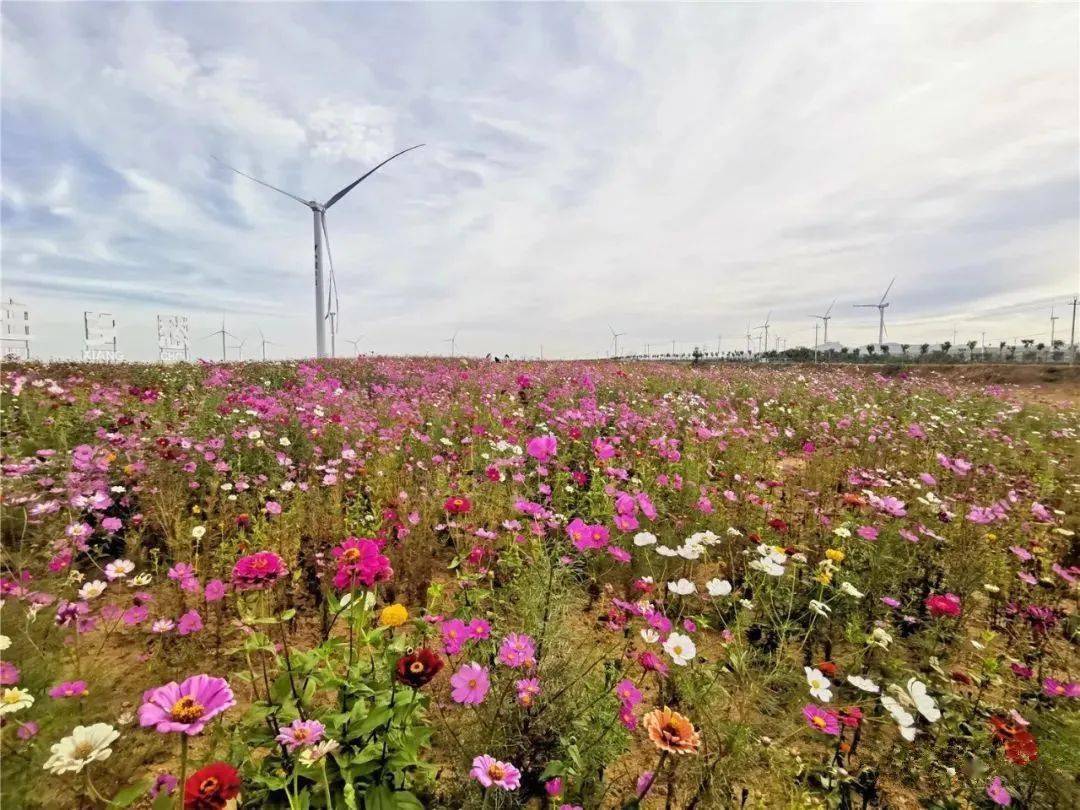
811,299,836,344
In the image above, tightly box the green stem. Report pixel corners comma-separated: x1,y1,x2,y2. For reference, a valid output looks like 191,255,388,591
177,736,189,810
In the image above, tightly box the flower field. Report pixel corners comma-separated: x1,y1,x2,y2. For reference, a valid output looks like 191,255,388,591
1,359,1077,809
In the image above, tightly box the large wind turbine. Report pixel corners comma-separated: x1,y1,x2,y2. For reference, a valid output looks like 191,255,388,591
609,325,626,358
811,298,836,344
345,335,365,357
202,317,238,362
213,145,423,359
756,312,771,355
258,328,279,361
854,278,895,346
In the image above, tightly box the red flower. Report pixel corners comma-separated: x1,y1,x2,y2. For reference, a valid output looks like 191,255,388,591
817,661,838,677
768,518,789,534
185,762,241,810
443,496,472,515
1004,731,1038,765
395,648,445,688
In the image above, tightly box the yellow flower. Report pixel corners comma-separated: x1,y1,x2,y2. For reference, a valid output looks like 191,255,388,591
825,548,845,563
986,532,997,541
379,603,408,628
815,570,833,585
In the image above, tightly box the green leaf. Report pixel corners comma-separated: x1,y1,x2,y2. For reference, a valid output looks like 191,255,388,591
363,784,395,810
110,780,151,807
354,705,392,737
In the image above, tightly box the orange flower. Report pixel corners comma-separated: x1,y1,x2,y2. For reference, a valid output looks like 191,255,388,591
642,706,701,755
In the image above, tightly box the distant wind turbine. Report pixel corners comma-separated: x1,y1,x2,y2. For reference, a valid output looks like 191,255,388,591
609,325,626,358
854,278,895,346
756,312,771,354
202,317,238,362
213,144,424,359
811,298,836,344
258,328,279,361
345,335,365,357
744,321,753,356
443,330,459,358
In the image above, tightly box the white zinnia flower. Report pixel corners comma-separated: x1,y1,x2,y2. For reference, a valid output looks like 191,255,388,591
633,532,657,547
43,724,120,774
706,578,732,597
655,545,679,557
847,674,880,693
667,578,696,596
805,667,833,702
662,632,697,666
191,526,206,540
299,738,340,766
0,688,35,715
78,580,107,600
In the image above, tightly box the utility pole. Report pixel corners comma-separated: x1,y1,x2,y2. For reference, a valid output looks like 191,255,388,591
1050,308,1058,346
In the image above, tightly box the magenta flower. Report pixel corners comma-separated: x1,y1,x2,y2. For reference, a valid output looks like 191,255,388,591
139,674,236,735
802,703,840,735
615,679,642,709
204,579,226,602
470,754,521,790
450,663,490,705
467,618,491,640
17,721,39,740
150,773,178,799
0,661,20,686
526,434,557,463
856,525,879,541
177,609,203,636
925,593,961,618
515,677,541,707
231,551,287,591
986,776,1011,806
275,718,326,751
441,618,469,655
497,633,536,669
331,537,392,590
1042,678,1080,698
49,680,89,699
264,500,282,516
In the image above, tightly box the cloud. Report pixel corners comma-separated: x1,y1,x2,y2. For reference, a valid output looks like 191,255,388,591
1,3,1077,360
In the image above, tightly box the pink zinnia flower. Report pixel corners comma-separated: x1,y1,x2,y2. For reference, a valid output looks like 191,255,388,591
802,703,840,735
331,537,392,590
498,633,536,669
470,754,521,790
139,674,236,735
231,551,287,591
275,718,326,751
450,663,491,705
49,680,89,699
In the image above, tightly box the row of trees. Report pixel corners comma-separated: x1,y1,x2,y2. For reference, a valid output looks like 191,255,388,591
651,340,1076,364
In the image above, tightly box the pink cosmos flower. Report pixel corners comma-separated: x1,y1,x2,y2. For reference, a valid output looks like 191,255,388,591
275,718,326,751
331,538,392,590
467,618,491,640
856,525,879,541
515,677,541,707
986,776,1011,806
1042,678,1080,698
49,680,89,699
0,661,20,685
526,435,557,463
925,593,961,618
17,721,39,740
498,633,537,669
615,679,642,709
637,650,669,677
802,703,840,735
204,579,226,602
231,551,287,590
441,619,469,655
470,755,521,790
139,674,236,735
177,610,203,636
264,500,282,516
450,663,491,705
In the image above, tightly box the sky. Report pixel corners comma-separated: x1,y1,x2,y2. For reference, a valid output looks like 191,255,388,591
2,2,1078,361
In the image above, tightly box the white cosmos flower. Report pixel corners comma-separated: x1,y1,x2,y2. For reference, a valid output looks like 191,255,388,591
752,559,786,577
847,675,880,693
640,628,660,644
677,543,704,560
655,545,679,557
662,632,697,666
43,723,120,774
805,667,833,702
869,627,892,649
130,573,152,587
904,678,941,722
191,526,206,540
0,634,10,651
0,688,35,715
104,560,134,581
808,600,831,617
880,695,917,741
633,532,657,546
667,578,696,595
839,582,864,599
706,578,732,597
78,581,107,600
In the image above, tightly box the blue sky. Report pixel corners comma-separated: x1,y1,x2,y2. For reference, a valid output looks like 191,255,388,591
2,3,1078,360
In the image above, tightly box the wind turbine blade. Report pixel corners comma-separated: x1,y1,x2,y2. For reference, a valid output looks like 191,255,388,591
324,144,425,209
825,298,836,317
212,156,309,207
880,277,896,304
